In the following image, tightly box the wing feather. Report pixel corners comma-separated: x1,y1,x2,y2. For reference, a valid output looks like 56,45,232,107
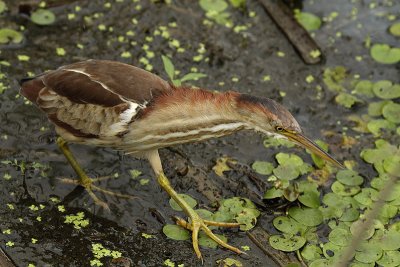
20,60,172,140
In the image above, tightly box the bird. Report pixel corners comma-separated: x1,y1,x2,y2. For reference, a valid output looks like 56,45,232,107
19,59,343,260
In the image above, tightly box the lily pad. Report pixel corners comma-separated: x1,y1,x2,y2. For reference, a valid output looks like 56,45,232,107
169,194,197,211
336,170,364,186
335,92,362,108
298,188,320,208
370,44,400,64
273,216,306,235
199,0,228,12
376,250,400,267
379,229,400,250
331,181,360,196
0,1,6,14
269,235,306,252
198,232,227,248
367,119,396,136
309,259,332,267
264,187,283,199
294,10,322,31
329,228,352,247
322,242,343,259
353,80,374,98
368,100,392,117
162,224,190,241
0,28,23,44
355,242,383,264
340,207,360,222
301,244,322,261
354,188,379,206
350,220,375,240
252,161,274,175
288,207,323,227
389,22,400,37
273,164,299,180
383,155,400,177
382,102,400,123
31,9,56,25
373,80,400,99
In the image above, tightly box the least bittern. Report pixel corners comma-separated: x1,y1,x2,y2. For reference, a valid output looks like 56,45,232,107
20,60,342,260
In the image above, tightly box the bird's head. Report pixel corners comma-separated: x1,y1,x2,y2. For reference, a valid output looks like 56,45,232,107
235,94,343,168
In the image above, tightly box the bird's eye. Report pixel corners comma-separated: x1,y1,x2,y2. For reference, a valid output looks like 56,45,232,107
275,126,284,132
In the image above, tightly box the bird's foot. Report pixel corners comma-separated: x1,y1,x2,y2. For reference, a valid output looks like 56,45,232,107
173,214,245,260
58,175,134,210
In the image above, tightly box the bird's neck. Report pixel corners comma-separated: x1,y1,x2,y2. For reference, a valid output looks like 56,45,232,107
124,87,250,151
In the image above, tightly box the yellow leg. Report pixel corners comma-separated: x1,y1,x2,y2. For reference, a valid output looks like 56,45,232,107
157,172,245,260
56,137,133,210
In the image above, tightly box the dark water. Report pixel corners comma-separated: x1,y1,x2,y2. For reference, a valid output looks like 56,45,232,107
0,0,398,266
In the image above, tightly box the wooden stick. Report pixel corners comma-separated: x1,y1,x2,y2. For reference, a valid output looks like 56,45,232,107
258,0,323,64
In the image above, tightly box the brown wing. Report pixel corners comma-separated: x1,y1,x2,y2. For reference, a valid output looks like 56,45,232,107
20,59,171,106
20,60,172,139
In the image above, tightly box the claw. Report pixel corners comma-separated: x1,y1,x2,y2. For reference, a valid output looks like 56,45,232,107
174,215,244,259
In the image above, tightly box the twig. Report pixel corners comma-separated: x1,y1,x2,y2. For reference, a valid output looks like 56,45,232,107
258,0,322,64
335,174,398,267
0,247,16,267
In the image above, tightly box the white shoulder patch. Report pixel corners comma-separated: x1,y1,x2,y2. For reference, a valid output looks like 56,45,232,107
108,102,140,135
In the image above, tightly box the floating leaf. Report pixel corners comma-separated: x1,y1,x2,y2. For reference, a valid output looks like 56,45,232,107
354,188,378,206
213,157,236,176
389,22,400,37
169,194,197,211
340,207,359,222
162,224,190,241
379,229,400,250
368,100,392,117
252,161,274,175
353,80,374,98
269,235,306,252
382,102,400,123
329,228,352,247
199,0,228,12
309,140,329,169
322,242,343,259
264,187,283,199
198,232,227,248
294,10,322,31
323,66,348,92
31,9,56,25
0,1,6,13
376,250,400,266
298,188,320,208
350,220,375,240
383,155,400,177
216,258,243,267
264,136,295,148
355,242,383,264
196,209,214,220
331,181,360,196
289,207,323,226
373,80,400,99
273,216,307,235
0,28,23,44
336,170,363,186
370,44,400,64
367,119,396,136
309,259,332,267
335,93,361,108
273,164,299,180
301,244,322,261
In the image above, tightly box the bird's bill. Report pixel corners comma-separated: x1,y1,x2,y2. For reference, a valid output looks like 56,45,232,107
282,132,344,169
